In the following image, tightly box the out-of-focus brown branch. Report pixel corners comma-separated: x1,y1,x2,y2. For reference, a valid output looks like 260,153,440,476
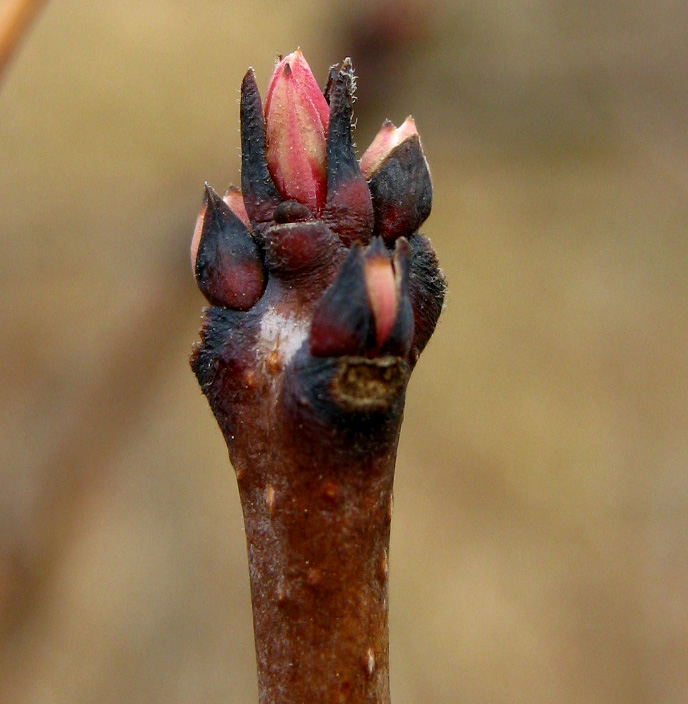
0,0,48,82
0,247,197,642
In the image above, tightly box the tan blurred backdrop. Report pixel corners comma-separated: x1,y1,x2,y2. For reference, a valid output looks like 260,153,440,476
1,1,687,702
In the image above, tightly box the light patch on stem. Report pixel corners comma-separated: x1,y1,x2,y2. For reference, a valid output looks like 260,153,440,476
259,308,309,370
366,647,376,676
265,484,276,516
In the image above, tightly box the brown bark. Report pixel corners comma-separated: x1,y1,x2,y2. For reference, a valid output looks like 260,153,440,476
228,357,405,703
199,330,409,703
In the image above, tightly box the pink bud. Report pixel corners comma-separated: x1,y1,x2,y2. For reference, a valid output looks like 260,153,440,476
264,50,330,214
359,116,418,179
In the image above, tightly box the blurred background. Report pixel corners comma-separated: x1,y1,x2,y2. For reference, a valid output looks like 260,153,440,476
1,0,687,702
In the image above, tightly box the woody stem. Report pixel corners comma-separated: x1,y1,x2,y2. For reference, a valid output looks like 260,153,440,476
219,355,407,704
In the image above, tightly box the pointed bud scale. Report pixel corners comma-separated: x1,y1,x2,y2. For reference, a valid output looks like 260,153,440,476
406,233,446,361
193,184,266,310
381,238,414,357
240,68,283,226
322,63,339,104
309,244,373,357
309,238,413,358
264,50,330,214
222,186,251,228
364,118,432,243
322,60,374,246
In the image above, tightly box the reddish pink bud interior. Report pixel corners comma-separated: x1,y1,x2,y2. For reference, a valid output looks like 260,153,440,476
365,257,398,349
359,116,419,179
397,116,418,142
359,121,397,178
222,189,251,228
190,201,206,272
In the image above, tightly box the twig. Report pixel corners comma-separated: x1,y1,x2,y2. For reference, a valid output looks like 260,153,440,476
191,51,444,703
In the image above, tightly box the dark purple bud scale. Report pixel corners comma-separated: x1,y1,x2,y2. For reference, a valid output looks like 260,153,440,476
323,61,374,245
193,184,265,311
309,244,374,357
368,134,433,243
240,69,282,227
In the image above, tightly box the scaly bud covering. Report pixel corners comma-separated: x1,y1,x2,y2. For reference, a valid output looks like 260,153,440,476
191,184,265,310
190,51,445,704
363,116,433,243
